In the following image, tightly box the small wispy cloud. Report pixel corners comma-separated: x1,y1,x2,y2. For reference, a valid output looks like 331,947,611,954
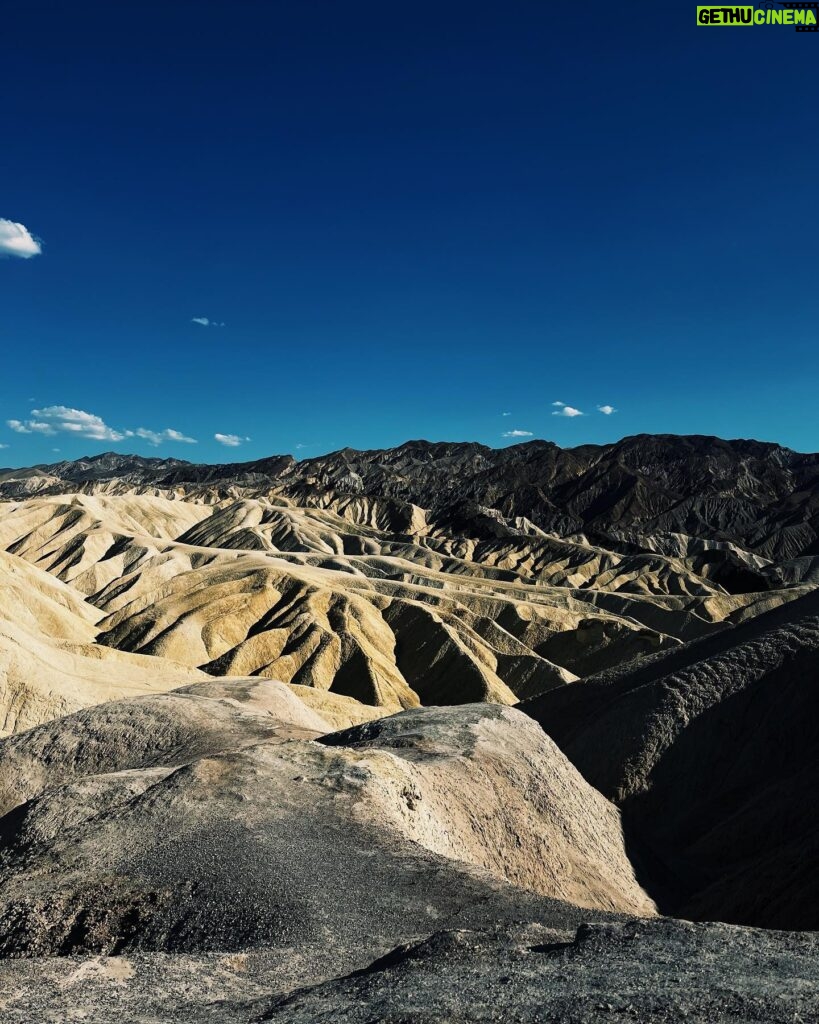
501,411,511,417
552,401,565,407
597,404,617,415
502,429,534,438
136,427,197,446
214,433,250,447
191,317,225,327
8,405,197,446
0,219,42,259
0,443,9,449
552,404,584,418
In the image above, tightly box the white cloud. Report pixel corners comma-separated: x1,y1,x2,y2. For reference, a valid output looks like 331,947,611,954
0,219,42,259
502,429,534,438
32,406,128,441
7,419,56,435
9,405,197,446
214,433,249,447
135,427,197,446
597,404,617,415
191,317,225,327
0,443,8,449
501,411,511,417
552,405,584,418
552,401,565,407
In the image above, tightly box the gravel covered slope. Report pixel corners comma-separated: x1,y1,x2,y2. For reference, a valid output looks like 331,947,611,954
1,918,816,1023
0,687,650,964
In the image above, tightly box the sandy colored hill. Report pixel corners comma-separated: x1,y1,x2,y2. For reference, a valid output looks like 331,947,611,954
1,487,811,736
0,550,206,735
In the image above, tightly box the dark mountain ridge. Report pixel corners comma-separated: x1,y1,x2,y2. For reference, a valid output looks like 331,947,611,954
3,432,814,561
2,434,818,561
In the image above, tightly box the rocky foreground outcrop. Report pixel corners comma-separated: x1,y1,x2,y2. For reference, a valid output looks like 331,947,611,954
1,919,816,1023
0,685,652,962
0,678,815,1023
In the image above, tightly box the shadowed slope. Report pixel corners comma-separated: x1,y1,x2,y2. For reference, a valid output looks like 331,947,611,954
522,589,819,928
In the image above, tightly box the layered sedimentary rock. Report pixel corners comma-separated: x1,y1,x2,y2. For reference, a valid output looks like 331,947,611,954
2,436,816,735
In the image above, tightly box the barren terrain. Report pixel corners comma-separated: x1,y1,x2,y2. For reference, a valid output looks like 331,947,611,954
0,436,816,1021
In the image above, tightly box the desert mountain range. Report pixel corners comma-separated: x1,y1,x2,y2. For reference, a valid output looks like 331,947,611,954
0,435,817,1021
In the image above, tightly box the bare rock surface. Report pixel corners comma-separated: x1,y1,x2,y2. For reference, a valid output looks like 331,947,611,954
258,918,819,1024
0,550,206,735
0,918,815,1023
0,689,650,965
0,677,327,815
319,705,654,916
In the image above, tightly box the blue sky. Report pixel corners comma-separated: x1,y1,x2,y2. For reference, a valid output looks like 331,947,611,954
2,0,818,465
